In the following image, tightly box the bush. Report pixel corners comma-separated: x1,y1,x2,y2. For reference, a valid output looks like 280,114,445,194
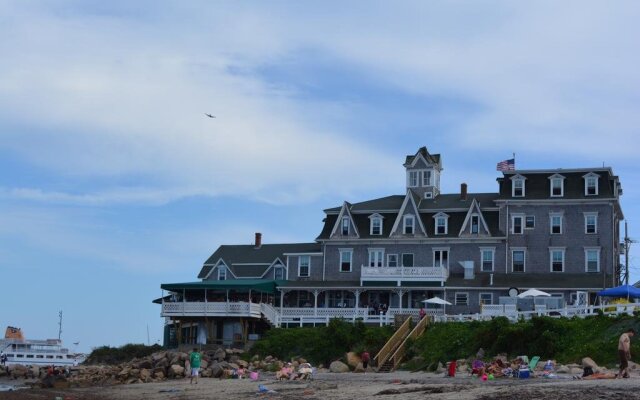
85,343,163,365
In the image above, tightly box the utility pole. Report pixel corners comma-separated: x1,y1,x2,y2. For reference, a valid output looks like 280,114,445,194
58,311,63,341
624,222,635,286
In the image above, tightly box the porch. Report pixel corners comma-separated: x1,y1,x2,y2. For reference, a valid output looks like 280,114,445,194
360,266,448,285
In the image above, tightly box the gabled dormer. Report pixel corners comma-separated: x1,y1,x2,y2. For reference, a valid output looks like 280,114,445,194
390,191,427,237
458,199,491,237
330,201,360,239
510,174,527,197
583,172,600,196
368,213,384,236
548,173,565,197
433,212,449,235
404,146,442,200
203,259,233,280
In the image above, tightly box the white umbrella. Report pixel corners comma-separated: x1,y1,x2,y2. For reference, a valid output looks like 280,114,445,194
422,296,452,305
517,288,551,298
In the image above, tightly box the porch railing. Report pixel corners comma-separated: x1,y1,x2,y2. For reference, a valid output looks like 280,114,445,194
161,301,261,317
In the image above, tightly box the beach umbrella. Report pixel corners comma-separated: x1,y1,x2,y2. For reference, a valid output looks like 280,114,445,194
517,288,551,298
422,296,452,305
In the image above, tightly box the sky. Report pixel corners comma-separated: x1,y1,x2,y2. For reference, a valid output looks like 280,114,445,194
1,1,639,353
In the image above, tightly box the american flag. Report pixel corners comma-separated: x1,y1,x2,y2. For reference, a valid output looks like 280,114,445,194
496,158,515,171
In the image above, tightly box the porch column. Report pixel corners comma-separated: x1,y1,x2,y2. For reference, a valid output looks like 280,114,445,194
350,289,362,321
313,290,320,317
279,290,286,315
394,289,407,313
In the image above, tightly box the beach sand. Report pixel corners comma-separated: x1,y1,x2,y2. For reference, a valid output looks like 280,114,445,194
2,371,640,400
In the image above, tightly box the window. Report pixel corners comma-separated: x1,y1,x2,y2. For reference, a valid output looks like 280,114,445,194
550,248,565,272
341,217,350,235
408,171,419,187
550,176,564,197
218,267,226,281
512,215,523,234
387,254,398,267
585,174,599,196
434,249,449,268
371,217,382,235
422,170,432,186
274,267,284,280
585,213,598,234
550,213,563,234
401,253,414,267
512,250,525,272
403,215,415,234
479,293,493,305
368,249,384,267
525,216,535,229
585,248,600,272
298,255,310,277
471,215,479,234
512,178,525,197
339,250,352,272
435,217,447,235
480,248,495,272
455,293,469,306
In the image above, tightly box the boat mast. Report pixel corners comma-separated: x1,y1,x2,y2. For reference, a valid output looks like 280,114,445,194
58,310,63,341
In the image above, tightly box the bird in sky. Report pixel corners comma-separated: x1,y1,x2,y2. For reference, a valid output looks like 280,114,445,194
204,113,216,118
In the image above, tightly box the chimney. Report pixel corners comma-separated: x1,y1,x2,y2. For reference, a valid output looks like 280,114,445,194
254,232,262,249
460,183,468,200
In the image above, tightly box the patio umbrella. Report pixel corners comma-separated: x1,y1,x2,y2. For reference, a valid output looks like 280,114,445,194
422,296,452,305
517,288,551,298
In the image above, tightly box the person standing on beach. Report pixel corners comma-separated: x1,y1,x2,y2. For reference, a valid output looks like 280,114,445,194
617,328,635,378
189,348,202,384
361,350,370,371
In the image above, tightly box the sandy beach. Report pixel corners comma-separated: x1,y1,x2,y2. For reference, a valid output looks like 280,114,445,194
2,370,640,400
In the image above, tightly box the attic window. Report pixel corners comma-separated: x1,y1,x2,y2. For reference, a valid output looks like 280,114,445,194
218,267,226,281
550,177,564,197
471,215,479,234
424,192,433,199
512,178,525,197
585,174,599,196
370,216,382,235
341,217,350,235
436,216,447,235
403,215,415,235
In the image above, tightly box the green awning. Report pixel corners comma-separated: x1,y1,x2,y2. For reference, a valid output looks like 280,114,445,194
161,280,283,294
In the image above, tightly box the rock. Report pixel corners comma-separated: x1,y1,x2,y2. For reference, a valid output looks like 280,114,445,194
135,359,153,369
155,358,169,369
582,357,599,370
140,368,151,381
153,370,165,380
214,348,227,361
570,367,583,375
228,362,239,370
10,364,28,379
210,364,224,378
229,355,240,364
346,352,361,368
201,368,212,378
251,354,260,362
353,362,365,373
237,360,248,368
436,362,445,374
329,361,350,373
298,358,307,364
556,365,570,374
168,364,185,378
152,351,167,362
458,364,468,373
264,355,274,363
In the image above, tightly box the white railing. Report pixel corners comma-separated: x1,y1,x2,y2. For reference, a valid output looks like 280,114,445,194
161,301,261,318
277,307,443,326
360,266,448,283
260,303,279,327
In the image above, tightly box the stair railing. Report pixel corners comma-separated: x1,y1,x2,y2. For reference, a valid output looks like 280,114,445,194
387,315,429,370
374,317,412,367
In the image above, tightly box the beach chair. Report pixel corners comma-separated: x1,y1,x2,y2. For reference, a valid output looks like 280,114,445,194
528,356,540,371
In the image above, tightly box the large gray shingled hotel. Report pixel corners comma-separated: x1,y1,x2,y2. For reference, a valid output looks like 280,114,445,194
157,147,624,347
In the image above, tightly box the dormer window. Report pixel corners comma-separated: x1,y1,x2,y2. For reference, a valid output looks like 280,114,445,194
341,217,350,235
584,173,599,196
471,215,479,234
549,174,565,197
511,175,526,197
403,215,415,234
218,267,227,281
370,215,383,235
433,212,449,235
408,171,419,187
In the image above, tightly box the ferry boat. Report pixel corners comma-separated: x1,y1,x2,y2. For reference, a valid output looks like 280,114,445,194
0,326,85,366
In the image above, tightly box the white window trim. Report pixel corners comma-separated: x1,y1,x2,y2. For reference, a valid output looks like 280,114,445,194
479,292,493,305
433,212,449,235
510,175,526,197
387,253,398,267
511,248,526,273
339,249,353,273
298,255,311,277
584,212,598,234
370,216,383,235
401,253,414,267
549,212,563,235
218,267,227,280
274,267,284,280
433,247,450,269
403,214,415,235
511,214,524,235
341,216,350,236
548,174,565,198
407,170,419,187
455,292,469,306
584,247,601,273
479,247,495,272
549,247,566,273
583,172,600,196
471,214,480,234
422,170,432,186
368,248,385,267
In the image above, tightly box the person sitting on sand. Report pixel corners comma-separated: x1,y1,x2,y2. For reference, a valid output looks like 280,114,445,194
296,363,313,380
236,366,246,379
276,363,293,380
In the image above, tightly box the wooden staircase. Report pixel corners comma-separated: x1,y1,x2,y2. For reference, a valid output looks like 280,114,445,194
374,316,429,372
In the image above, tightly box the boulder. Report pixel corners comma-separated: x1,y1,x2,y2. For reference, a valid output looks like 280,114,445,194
570,367,583,375
139,368,151,381
436,362,445,374
152,351,167,362
135,359,153,370
10,364,29,379
346,352,361,368
153,370,165,380
237,360,248,368
582,357,599,370
214,348,227,361
201,368,212,378
353,362,365,373
210,364,224,378
556,365,570,374
155,358,169,369
329,361,350,373
264,355,274,363
168,364,185,378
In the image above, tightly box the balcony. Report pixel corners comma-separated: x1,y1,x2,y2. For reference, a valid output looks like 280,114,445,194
360,266,449,286
161,301,261,318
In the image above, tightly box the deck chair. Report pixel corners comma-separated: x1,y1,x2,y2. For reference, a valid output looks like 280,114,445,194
528,356,541,371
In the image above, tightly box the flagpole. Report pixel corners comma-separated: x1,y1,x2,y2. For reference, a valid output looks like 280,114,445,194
513,152,516,169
